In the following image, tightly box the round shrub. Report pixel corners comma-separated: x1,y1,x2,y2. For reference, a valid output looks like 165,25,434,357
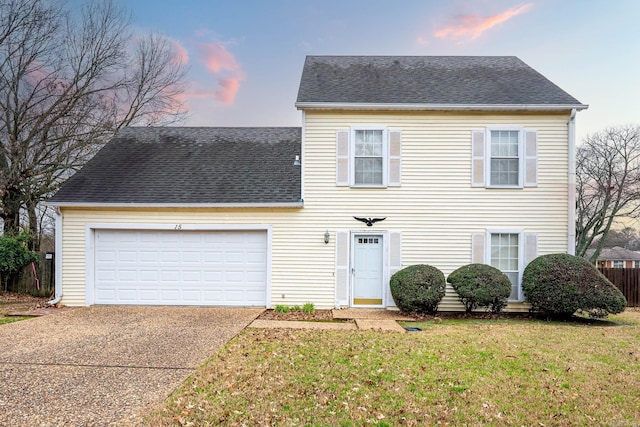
390,264,446,314
448,264,512,313
522,253,626,318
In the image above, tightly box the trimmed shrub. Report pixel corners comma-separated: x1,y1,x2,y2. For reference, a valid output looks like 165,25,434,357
448,264,512,313
522,253,626,318
390,264,446,314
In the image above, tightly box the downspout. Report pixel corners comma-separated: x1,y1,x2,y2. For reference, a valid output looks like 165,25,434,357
567,109,577,255
46,206,63,305
300,110,305,203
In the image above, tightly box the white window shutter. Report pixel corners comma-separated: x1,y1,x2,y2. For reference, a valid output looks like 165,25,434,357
524,233,538,266
472,233,486,263
336,130,350,186
335,231,350,307
471,131,485,187
387,232,402,307
524,130,538,187
388,130,402,186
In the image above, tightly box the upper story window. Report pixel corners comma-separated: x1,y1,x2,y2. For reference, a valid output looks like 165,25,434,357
354,129,384,185
490,130,521,187
471,127,537,189
335,127,401,188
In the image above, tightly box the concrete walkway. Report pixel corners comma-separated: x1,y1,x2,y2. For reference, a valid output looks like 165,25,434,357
249,309,410,333
0,306,263,426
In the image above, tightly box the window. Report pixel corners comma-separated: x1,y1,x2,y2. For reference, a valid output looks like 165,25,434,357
613,260,624,268
335,127,401,188
471,128,537,188
489,129,521,187
634,260,640,268
354,129,384,185
490,232,521,300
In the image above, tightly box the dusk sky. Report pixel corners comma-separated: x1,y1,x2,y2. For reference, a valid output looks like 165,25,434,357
127,0,640,141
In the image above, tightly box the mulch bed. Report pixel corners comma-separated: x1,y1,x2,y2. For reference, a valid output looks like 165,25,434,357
258,309,335,321
0,292,49,305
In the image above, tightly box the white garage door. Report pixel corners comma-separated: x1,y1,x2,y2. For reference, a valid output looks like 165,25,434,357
93,229,267,306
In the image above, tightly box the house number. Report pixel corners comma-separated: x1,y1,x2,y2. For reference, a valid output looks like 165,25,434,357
174,224,182,230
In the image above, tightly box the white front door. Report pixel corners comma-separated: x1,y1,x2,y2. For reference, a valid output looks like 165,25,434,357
352,234,384,306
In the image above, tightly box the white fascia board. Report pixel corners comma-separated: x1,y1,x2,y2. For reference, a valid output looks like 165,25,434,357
295,102,589,112
45,201,304,209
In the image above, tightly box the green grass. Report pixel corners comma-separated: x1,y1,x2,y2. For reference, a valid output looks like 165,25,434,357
146,310,640,426
0,316,31,325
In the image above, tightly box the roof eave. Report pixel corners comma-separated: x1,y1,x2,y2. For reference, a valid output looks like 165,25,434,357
295,102,589,112
45,201,305,209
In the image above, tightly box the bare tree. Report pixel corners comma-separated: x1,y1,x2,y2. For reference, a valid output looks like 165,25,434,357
0,0,188,248
576,125,640,261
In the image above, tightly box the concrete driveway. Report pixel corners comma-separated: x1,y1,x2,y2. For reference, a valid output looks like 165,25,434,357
0,306,263,426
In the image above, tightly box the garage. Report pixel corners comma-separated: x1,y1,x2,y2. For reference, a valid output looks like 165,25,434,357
93,229,268,306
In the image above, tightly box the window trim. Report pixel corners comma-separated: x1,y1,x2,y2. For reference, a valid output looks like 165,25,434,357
350,126,388,188
486,127,524,189
486,228,524,302
612,260,624,269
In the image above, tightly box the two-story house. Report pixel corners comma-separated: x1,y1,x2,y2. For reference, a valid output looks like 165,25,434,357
48,56,587,310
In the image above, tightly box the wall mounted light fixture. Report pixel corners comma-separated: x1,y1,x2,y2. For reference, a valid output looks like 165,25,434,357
324,230,330,244
293,155,300,166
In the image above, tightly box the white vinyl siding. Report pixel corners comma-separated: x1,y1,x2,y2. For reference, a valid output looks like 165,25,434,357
305,110,570,312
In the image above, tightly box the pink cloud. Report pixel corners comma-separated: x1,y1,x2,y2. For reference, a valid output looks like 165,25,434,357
169,39,189,65
433,3,533,42
416,35,429,46
195,41,244,105
215,77,242,105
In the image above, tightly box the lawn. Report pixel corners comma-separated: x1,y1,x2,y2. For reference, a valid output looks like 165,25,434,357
146,311,640,426
0,315,31,325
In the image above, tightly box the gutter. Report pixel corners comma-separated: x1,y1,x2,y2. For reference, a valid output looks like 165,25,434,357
295,102,589,112
47,207,63,305
44,201,304,209
567,108,578,255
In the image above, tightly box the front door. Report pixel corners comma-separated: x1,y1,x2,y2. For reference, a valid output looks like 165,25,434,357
352,235,384,306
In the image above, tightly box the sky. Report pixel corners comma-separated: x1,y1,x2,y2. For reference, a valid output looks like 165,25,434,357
125,0,640,142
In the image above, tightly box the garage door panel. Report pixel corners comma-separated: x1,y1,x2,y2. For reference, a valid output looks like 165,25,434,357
94,229,267,306
161,251,180,263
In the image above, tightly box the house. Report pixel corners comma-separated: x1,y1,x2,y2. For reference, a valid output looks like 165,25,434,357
48,56,587,310
585,247,640,268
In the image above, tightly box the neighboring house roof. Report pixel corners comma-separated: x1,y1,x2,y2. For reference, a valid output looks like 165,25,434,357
585,246,640,261
296,55,587,111
49,127,302,206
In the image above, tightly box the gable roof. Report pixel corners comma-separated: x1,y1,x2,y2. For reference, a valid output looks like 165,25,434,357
49,127,302,206
584,246,640,261
296,56,587,111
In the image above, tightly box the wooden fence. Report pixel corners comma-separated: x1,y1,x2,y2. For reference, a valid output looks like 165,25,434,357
4,252,55,297
598,268,640,307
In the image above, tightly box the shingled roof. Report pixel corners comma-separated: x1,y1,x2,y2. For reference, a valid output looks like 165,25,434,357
49,127,302,205
296,56,587,109
584,246,640,261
